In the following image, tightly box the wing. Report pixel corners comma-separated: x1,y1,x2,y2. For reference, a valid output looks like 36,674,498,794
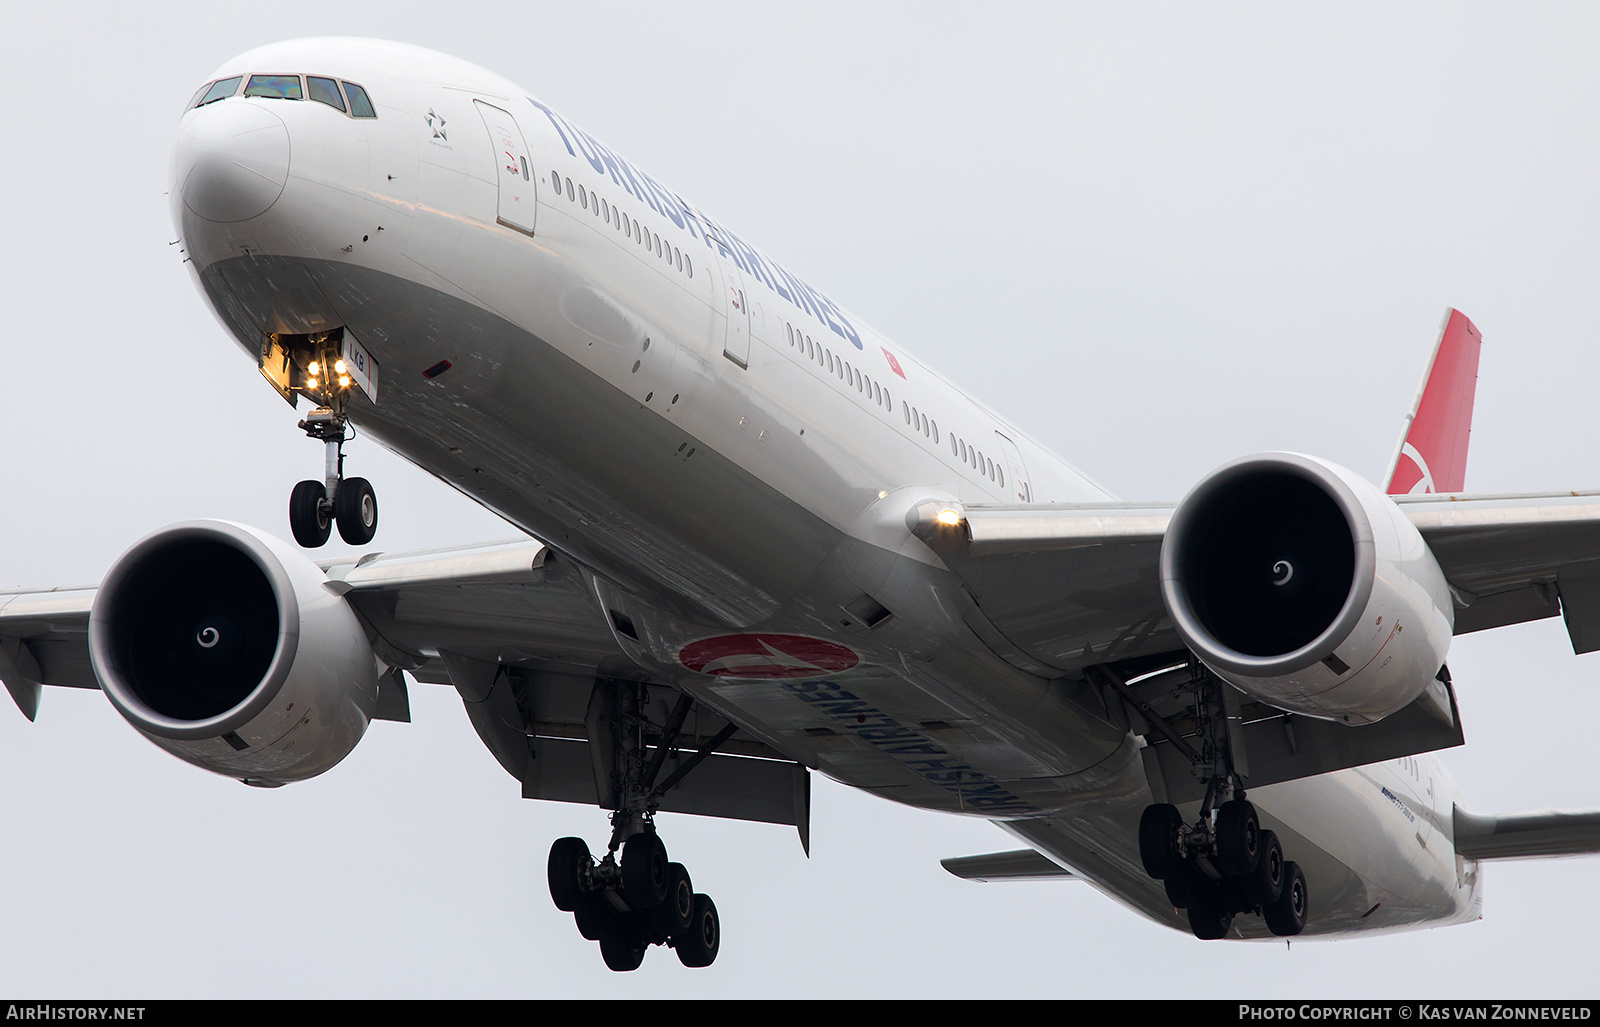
913,490,1600,670
1397,490,1600,646
910,489,1600,803
0,537,811,842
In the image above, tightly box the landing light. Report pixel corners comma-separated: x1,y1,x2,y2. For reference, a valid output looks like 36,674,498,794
307,377,319,389
308,361,320,375
334,360,347,375
937,509,962,527
339,376,351,388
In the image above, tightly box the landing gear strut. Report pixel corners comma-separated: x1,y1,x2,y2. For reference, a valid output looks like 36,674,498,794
547,684,730,971
1128,663,1310,940
284,337,378,548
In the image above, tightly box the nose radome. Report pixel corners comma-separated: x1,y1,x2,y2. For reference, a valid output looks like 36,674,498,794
172,102,289,223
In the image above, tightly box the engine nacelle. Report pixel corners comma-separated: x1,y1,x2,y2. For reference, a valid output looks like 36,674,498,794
89,520,379,785
1159,453,1453,725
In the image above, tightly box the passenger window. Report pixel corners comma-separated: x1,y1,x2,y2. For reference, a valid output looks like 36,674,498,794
873,382,881,405
602,199,609,222
950,436,958,456
566,178,575,201
786,323,794,346
246,75,302,100
307,76,346,112
195,76,242,107
653,232,661,257
552,170,561,192
342,82,377,118
579,184,588,209
675,246,682,271
520,157,530,181
932,421,938,443
685,255,693,278
632,218,640,241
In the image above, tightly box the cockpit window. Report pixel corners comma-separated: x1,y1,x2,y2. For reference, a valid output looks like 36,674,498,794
307,76,346,113
193,76,243,108
342,81,377,118
245,74,303,100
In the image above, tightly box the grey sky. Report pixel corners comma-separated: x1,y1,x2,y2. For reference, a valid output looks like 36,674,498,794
2,1,1598,997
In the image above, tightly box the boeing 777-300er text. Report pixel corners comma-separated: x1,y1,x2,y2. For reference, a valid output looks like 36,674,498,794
5,38,1600,971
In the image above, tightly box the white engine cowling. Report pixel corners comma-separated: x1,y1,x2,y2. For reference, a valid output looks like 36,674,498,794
1159,453,1453,725
89,520,379,785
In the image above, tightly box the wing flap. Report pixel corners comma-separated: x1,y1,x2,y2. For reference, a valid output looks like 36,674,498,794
0,589,98,706
1399,491,1600,645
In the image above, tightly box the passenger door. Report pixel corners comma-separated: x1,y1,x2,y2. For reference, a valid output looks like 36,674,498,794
704,223,750,368
475,100,536,235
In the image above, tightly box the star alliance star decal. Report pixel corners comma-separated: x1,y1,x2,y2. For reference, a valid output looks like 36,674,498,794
426,108,447,140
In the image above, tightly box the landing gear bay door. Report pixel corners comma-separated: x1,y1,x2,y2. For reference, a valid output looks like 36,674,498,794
340,330,378,402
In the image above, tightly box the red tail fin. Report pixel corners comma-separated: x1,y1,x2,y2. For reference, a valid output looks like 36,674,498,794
1386,308,1483,495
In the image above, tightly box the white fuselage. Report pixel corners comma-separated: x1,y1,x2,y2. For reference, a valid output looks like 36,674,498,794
170,37,1482,939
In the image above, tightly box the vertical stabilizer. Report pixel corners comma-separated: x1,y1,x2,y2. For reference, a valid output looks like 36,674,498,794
1385,308,1483,495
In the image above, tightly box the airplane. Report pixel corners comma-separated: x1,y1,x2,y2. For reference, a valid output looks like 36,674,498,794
4,35,1600,975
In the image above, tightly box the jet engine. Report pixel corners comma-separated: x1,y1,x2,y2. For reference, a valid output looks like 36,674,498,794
89,520,379,785
1159,453,1453,725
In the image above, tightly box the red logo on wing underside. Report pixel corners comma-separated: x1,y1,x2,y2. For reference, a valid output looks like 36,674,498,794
678,634,859,679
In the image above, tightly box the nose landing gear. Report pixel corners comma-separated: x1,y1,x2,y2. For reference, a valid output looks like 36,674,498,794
281,339,378,548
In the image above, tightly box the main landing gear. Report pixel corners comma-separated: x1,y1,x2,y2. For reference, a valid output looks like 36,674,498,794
547,683,732,971
1139,796,1308,940
547,825,720,971
284,339,377,548
1122,662,1309,940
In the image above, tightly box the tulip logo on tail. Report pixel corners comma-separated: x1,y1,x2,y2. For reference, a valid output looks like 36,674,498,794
679,634,859,679
1392,442,1437,495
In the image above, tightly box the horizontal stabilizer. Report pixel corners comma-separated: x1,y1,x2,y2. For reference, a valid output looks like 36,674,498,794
940,849,1076,882
1453,805,1600,860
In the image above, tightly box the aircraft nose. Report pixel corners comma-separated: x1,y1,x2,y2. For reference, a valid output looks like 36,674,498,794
172,101,289,223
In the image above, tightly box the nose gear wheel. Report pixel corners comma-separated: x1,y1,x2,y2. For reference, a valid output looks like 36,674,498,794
274,332,380,549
